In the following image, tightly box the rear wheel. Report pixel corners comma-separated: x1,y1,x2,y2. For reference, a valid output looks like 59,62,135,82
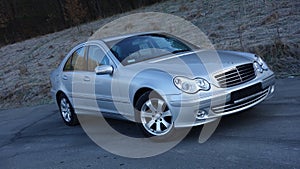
58,94,78,126
135,91,174,137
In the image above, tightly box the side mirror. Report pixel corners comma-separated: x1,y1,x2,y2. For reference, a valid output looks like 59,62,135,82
95,65,113,75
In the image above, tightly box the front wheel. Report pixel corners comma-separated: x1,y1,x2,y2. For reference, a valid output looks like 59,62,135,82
135,91,174,137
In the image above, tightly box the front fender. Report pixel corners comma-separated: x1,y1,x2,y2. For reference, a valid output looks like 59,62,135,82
129,68,180,103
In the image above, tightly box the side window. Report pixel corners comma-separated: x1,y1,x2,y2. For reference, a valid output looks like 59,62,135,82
63,47,87,71
87,46,110,72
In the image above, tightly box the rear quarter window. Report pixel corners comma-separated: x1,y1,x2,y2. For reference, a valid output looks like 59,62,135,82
63,47,87,71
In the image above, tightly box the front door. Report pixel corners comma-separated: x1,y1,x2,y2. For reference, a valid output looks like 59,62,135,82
85,45,116,115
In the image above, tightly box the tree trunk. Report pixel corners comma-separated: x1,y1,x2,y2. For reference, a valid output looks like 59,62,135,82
57,0,66,27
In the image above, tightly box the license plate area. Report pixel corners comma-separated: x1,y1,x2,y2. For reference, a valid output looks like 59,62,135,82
231,83,262,102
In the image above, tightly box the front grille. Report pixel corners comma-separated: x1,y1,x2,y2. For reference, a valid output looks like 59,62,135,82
215,63,256,88
212,86,269,114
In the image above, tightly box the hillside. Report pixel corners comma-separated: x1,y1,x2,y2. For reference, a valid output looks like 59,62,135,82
0,0,163,46
0,0,299,109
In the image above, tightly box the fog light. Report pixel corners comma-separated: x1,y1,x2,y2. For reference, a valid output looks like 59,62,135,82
196,110,208,119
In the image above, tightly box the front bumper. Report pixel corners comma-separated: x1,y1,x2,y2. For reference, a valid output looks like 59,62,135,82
167,74,275,128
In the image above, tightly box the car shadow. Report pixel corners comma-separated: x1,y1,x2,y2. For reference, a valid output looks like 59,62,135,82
57,106,264,144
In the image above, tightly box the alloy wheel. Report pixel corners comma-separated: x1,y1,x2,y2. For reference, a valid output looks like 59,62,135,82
140,98,173,136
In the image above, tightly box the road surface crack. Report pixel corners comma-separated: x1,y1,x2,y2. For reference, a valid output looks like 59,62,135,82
0,111,56,148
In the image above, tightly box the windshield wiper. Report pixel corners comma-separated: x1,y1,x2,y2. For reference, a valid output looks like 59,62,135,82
171,49,190,54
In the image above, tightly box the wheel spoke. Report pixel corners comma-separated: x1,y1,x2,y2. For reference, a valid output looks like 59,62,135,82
61,99,69,111
156,122,161,132
146,101,156,113
162,110,172,118
63,111,68,119
62,99,66,106
161,118,170,128
141,110,153,118
67,113,71,121
147,119,156,128
157,99,164,112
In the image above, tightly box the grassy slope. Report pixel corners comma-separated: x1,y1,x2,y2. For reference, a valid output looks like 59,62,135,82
0,0,299,109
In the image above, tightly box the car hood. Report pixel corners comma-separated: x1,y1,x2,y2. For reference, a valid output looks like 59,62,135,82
151,50,253,73
123,50,255,86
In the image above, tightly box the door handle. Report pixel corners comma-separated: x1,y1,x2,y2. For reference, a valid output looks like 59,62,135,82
83,76,90,82
62,75,68,80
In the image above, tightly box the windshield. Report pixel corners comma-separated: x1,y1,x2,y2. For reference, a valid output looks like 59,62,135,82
106,34,199,66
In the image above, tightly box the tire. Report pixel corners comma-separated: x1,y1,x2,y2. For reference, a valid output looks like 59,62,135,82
135,91,174,137
58,93,79,126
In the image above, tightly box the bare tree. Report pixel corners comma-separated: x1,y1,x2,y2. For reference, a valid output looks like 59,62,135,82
64,0,88,30
56,0,66,27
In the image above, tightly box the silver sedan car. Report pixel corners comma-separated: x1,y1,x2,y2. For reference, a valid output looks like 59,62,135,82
50,31,275,137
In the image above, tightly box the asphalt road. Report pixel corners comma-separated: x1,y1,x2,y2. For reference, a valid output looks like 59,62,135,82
1,78,299,169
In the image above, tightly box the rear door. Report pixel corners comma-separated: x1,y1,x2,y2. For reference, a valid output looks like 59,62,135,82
61,46,89,110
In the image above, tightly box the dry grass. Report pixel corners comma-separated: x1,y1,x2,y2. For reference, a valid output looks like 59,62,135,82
0,0,299,109
248,39,300,76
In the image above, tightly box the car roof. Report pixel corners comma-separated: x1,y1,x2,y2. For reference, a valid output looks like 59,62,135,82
101,31,166,43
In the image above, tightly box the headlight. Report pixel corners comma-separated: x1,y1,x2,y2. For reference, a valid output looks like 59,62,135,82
254,55,268,73
173,76,210,94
